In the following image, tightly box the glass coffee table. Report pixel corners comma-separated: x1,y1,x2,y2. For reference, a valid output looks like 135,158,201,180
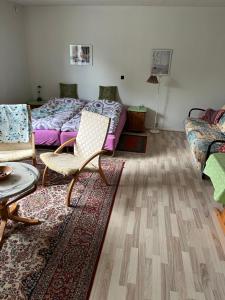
0,162,40,245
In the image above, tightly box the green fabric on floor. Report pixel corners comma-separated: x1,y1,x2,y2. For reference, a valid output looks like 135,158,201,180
204,153,225,204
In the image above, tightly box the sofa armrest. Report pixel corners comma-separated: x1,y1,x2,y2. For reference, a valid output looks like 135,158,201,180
201,140,225,179
188,108,206,117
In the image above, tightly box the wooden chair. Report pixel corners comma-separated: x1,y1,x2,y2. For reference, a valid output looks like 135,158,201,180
40,110,110,206
0,105,36,166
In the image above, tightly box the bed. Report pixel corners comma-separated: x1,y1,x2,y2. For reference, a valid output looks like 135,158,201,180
32,98,126,151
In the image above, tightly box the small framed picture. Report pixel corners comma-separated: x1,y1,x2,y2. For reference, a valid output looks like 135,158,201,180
151,49,173,75
69,44,92,65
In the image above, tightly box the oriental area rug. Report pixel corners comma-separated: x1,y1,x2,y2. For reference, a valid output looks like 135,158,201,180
0,159,124,300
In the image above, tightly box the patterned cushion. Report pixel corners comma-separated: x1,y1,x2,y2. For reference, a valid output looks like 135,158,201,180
99,86,117,101
185,117,225,169
218,144,225,153
217,113,225,133
201,109,225,125
60,83,78,98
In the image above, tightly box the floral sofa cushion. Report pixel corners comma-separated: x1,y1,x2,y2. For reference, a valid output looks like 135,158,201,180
185,117,225,170
61,99,123,134
32,98,88,130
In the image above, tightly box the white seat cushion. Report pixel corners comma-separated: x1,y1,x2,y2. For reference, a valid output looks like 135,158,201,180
0,149,34,162
40,152,97,176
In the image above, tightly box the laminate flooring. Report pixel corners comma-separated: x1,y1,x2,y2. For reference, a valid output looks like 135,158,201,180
90,131,225,300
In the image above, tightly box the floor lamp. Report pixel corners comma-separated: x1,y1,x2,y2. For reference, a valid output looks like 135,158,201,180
147,74,160,134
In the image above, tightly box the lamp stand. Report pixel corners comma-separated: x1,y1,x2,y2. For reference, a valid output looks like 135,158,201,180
150,111,160,134
150,78,160,134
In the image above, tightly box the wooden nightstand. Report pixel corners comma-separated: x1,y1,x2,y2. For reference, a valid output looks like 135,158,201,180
126,106,147,132
26,100,47,109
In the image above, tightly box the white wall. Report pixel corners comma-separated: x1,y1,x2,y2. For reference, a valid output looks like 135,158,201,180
0,0,30,103
25,6,225,131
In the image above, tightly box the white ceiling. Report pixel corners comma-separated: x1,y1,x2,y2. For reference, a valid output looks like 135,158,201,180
8,0,225,7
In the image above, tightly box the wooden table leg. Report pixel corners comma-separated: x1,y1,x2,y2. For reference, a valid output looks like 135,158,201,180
215,208,225,233
8,203,18,215
0,199,9,245
7,203,39,225
0,199,40,245
8,213,39,225
0,219,7,246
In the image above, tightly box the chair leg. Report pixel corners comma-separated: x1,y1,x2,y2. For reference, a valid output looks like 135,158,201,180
42,166,48,186
0,200,8,246
98,163,110,186
32,157,37,166
66,173,79,207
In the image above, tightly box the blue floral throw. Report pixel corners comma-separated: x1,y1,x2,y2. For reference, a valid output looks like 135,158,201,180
0,105,30,143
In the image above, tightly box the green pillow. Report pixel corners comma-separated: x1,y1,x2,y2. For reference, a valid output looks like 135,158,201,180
98,86,117,101
60,83,78,98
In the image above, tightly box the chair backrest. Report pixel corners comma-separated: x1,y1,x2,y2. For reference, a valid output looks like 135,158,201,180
74,110,110,166
0,105,33,151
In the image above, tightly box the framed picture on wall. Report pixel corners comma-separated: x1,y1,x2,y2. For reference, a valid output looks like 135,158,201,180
151,49,173,75
69,44,92,65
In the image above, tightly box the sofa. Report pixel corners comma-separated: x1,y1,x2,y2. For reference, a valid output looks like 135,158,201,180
185,107,225,172
32,98,126,152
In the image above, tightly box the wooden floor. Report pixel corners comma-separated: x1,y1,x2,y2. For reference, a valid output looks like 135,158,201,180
90,131,225,300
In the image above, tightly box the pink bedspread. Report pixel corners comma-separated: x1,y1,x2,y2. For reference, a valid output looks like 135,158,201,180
34,129,60,146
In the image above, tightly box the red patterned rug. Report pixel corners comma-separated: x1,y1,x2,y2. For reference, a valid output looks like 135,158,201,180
0,159,124,300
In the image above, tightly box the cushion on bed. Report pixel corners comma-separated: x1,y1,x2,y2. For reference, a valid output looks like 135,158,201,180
99,86,117,101
60,83,78,98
